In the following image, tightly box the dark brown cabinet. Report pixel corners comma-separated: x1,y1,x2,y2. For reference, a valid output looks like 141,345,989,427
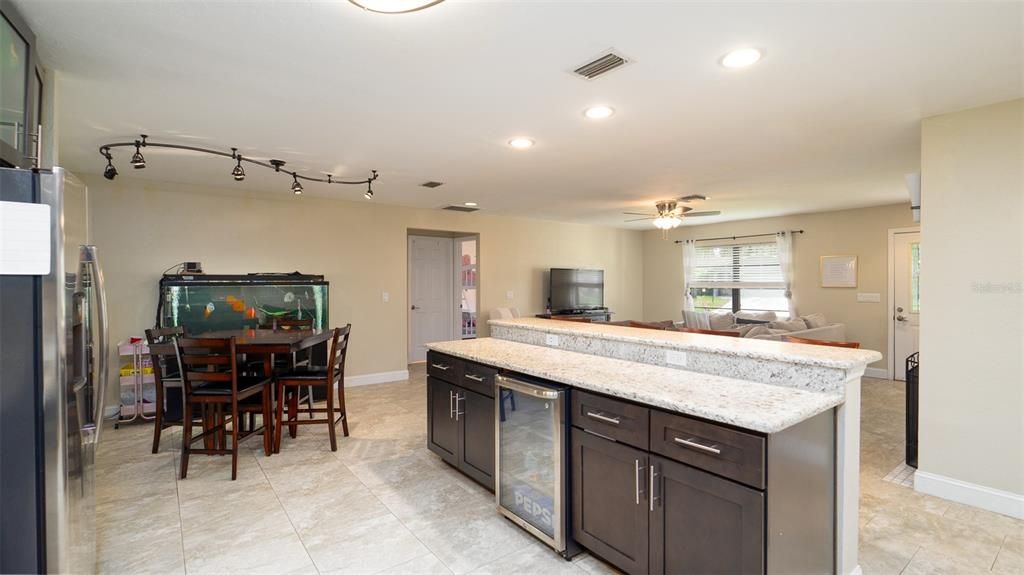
571,428,650,574
425,351,495,491
650,455,764,575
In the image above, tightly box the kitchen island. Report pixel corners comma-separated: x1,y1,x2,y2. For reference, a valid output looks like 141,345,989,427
425,319,880,575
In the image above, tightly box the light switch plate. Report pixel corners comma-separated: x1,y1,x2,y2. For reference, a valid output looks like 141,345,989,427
506,290,514,300
545,334,559,346
382,291,390,303
857,292,881,303
666,350,688,367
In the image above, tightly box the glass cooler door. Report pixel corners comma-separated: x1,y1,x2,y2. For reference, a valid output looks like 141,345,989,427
495,375,565,550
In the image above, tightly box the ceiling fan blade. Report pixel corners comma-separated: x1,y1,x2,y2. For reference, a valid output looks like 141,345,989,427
678,194,708,202
624,217,656,222
684,211,721,217
622,211,655,216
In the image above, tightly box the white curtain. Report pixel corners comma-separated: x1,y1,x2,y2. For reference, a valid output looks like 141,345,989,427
776,231,796,318
682,239,697,312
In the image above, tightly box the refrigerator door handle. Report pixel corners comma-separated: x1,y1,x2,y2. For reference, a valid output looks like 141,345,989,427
81,245,109,445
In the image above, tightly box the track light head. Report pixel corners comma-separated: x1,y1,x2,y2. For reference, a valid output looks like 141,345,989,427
291,174,303,195
103,159,118,180
232,156,245,181
364,179,374,200
130,141,146,169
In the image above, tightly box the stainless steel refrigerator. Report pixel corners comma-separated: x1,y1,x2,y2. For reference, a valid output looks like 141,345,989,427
0,166,108,574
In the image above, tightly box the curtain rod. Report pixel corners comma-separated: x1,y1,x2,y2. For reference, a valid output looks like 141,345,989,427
673,230,804,244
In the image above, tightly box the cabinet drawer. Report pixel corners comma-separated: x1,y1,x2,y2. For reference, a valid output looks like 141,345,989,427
572,390,649,450
460,361,496,398
650,411,765,490
427,351,462,384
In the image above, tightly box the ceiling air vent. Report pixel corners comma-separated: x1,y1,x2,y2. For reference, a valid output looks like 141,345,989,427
573,51,629,80
443,205,479,213
421,181,444,188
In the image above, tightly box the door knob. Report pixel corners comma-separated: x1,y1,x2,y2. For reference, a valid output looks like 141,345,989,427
896,314,907,322
897,306,904,313
411,305,418,310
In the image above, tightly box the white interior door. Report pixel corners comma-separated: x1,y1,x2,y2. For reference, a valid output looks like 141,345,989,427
408,235,454,363
893,231,921,380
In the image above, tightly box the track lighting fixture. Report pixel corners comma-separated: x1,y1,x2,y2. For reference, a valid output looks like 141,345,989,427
130,135,147,169
97,135,379,198
231,149,245,181
103,151,118,180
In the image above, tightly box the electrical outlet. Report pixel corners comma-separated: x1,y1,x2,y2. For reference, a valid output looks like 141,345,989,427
506,290,515,300
666,350,688,367
545,334,559,346
857,292,881,303
382,291,390,303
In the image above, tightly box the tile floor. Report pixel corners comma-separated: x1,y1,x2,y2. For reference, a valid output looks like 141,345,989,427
95,371,1023,574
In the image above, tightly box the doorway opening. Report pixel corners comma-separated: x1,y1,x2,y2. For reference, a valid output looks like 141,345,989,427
407,230,480,363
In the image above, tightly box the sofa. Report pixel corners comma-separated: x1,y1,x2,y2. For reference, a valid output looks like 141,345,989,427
679,310,847,342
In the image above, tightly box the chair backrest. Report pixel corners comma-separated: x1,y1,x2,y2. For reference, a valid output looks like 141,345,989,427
175,337,237,393
326,325,352,388
675,326,742,337
145,326,184,384
782,335,861,348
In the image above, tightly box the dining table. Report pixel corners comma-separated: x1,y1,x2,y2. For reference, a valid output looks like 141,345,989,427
191,327,332,377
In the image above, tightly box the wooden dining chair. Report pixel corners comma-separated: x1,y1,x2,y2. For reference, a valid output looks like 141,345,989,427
145,326,185,454
782,335,861,348
176,337,273,480
675,326,742,337
274,325,351,452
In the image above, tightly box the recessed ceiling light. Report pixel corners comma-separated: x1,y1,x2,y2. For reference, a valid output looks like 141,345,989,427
584,105,615,120
464,202,478,207
348,0,445,14
720,48,762,69
508,137,535,150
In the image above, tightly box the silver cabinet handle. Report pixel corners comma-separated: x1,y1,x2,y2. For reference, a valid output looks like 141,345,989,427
464,373,485,382
634,459,641,505
586,411,621,425
673,437,722,455
431,363,451,371
455,392,465,421
449,390,455,419
649,464,658,511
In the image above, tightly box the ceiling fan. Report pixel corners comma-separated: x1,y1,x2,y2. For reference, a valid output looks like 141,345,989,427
623,195,721,229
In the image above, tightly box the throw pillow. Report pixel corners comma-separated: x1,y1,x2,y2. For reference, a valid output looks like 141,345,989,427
735,310,778,322
802,313,828,329
708,311,736,331
733,324,760,337
769,319,809,332
743,325,772,338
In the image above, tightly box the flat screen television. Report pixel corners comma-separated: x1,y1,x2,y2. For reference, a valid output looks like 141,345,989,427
549,268,604,312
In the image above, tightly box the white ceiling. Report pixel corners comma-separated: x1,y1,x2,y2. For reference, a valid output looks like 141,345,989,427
14,0,1024,228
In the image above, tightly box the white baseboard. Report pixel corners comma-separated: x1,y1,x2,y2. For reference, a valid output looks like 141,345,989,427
915,470,1024,519
346,369,410,387
863,367,889,379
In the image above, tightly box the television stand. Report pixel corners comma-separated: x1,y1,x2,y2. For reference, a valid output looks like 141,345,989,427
535,309,612,323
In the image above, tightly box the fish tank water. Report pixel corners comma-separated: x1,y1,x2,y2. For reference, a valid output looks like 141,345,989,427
158,273,328,334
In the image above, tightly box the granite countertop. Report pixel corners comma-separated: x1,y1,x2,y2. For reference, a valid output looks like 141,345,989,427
489,317,882,370
426,338,844,434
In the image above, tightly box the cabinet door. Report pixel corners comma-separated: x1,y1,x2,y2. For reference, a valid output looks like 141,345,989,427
650,455,764,575
427,377,458,465
456,387,495,490
571,428,649,575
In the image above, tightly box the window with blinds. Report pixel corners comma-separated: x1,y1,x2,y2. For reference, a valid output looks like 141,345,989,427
688,241,789,316
691,242,784,289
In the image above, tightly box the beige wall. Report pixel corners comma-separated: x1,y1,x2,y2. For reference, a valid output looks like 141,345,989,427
919,99,1023,496
642,204,917,369
85,176,645,404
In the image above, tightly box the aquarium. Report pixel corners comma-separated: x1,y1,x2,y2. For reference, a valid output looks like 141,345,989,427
158,273,329,334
